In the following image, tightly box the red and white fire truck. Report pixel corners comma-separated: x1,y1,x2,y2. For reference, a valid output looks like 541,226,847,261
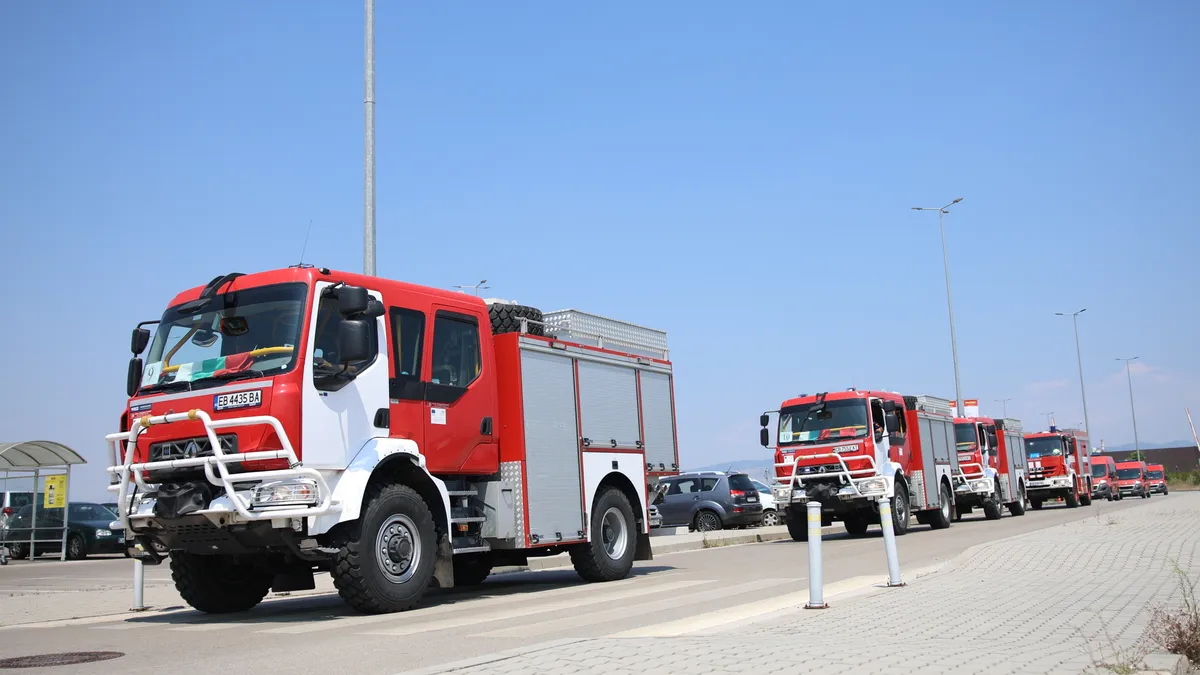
1024,426,1091,509
761,391,965,539
107,267,679,614
951,411,1029,520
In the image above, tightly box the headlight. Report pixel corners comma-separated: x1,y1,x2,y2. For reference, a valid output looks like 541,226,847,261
253,479,320,508
857,478,888,496
95,529,112,537
1096,479,1107,485
971,480,991,493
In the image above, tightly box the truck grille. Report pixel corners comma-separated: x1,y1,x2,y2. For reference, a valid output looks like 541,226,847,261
149,435,238,462
795,463,844,476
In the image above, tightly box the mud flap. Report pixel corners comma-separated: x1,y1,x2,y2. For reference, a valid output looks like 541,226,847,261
432,533,454,588
272,567,316,593
634,532,653,561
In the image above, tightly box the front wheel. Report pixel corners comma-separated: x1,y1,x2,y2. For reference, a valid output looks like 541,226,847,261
332,483,438,614
170,552,272,614
1008,484,1027,516
785,507,808,542
891,481,912,535
1065,485,1080,508
927,483,952,530
983,487,1003,520
843,513,870,537
1030,499,1043,510
572,487,637,583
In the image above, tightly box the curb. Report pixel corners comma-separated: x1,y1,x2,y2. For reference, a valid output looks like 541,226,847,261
1139,651,1190,675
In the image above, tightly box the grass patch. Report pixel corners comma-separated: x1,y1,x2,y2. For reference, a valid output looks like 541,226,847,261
1147,564,1200,663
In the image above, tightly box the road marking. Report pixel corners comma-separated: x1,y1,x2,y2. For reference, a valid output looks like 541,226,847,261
609,575,879,637
362,579,709,637
259,573,674,635
477,577,799,638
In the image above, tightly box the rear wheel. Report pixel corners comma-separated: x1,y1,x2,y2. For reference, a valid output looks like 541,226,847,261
693,510,722,532
170,552,272,614
7,543,28,560
843,513,870,537
927,483,952,530
785,507,808,542
572,487,637,583
332,483,438,614
65,533,87,561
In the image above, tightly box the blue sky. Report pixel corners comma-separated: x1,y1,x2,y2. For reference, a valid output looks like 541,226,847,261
2,2,1198,499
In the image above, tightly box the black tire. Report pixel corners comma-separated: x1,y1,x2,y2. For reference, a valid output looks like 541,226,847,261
1106,493,1113,502
572,487,637,583
983,485,1003,521
452,555,493,587
760,509,780,527
170,552,271,614
332,483,438,614
843,513,870,536
487,303,545,336
1065,484,1080,508
1030,499,1043,510
927,482,952,530
7,543,27,560
891,480,912,535
1008,484,1027,516
785,507,808,542
693,510,723,532
65,533,87,561
1080,483,1093,507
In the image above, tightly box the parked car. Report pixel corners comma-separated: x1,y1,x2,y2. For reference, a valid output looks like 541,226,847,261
653,471,763,531
3,502,125,560
750,478,784,526
1146,464,1168,495
1090,456,1120,501
648,503,662,529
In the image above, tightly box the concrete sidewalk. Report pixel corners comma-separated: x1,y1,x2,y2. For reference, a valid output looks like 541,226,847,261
0,523,805,626
404,495,1200,675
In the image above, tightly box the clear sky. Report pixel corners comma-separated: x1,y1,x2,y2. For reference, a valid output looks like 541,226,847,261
2,2,1197,499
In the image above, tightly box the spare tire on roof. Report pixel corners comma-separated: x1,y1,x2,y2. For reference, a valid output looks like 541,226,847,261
487,303,545,336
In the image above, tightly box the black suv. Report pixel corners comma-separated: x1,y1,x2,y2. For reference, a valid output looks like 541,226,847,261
653,471,763,531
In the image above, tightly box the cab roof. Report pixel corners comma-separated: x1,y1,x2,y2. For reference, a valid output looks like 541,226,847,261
955,416,997,425
780,389,903,409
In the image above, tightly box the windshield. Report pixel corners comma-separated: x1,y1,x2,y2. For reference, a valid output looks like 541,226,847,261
70,504,117,522
141,282,308,392
1116,468,1142,480
1091,464,1109,478
778,399,869,446
1147,470,1164,480
750,480,770,493
955,424,978,452
1025,437,1064,458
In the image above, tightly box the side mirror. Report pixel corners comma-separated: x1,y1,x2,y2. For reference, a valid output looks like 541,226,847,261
885,415,900,434
131,327,151,355
338,286,370,316
336,320,373,364
759,414,769,428
126,358,143,397
882,401,897,413
759,428,770,447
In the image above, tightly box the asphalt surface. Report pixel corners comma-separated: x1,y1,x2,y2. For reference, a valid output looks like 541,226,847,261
0,496,1148,674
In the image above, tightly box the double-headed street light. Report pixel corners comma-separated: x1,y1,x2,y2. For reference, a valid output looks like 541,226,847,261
912,197,965,416
1116,357,1142,461
453,279,490,296
1056,309,1093,445
995,398,1013,418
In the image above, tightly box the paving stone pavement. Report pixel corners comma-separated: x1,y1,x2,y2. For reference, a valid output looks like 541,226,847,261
404,496,1199,675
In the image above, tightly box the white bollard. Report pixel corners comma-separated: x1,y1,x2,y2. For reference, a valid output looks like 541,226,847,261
131,559,146,611
877,496,905,587
804,501,827,609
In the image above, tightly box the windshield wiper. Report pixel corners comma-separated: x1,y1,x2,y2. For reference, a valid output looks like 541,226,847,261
193,369,267,388
140,380,193,393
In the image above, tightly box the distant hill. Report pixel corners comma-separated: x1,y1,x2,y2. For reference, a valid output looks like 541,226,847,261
1101,440,1195,452
686,459,775,481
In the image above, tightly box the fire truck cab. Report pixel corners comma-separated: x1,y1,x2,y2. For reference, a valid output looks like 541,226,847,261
951,414,1029,521
762,391,961,540
1024,427,1091,509
107,267,679,614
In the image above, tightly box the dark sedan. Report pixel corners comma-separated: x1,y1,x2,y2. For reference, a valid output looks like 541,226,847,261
1,502,124,560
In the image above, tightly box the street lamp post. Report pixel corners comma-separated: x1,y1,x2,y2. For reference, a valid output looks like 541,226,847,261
363,0,376,276
912,197,965,416
995,398,1012,418
1116,357,1142,461
1056,309,1093,445
453,280,490,296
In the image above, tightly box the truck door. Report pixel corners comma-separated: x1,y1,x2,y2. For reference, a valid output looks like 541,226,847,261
386,306,427,448
869,398,890,470
422,308,498,474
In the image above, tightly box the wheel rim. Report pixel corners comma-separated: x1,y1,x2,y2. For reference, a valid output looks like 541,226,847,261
940,489,950,522
600,507,629,560
763,511,779,526
69,537,82,558
376,514,420,583
698,512,719,531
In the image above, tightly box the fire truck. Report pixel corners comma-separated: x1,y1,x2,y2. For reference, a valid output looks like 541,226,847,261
1024,426,1091,509
106,267,679,614
761,391,963,539
951,412,1029,520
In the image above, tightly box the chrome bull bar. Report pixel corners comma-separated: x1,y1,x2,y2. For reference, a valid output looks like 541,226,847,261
105,410,338,533
954,463,994,495
771,452,892,502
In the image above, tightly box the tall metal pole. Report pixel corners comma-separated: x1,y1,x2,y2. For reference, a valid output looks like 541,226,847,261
1062,311,1093,444
1118,358,1141,461
995,398,1012,418
938,208,964,417
363,0,377,276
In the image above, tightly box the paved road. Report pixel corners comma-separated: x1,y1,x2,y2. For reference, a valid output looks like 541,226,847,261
0,497,1150,674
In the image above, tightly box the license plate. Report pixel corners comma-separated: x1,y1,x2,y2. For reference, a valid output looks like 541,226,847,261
214,389,262,411
747,496,758,503
117,537,124,544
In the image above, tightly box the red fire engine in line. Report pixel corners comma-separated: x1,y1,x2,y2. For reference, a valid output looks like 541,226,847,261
1024,426,1092,509
952,409,1029,520
107,267,679,614
761,391,966,539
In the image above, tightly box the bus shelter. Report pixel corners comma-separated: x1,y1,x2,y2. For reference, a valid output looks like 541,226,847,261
0,441,87,562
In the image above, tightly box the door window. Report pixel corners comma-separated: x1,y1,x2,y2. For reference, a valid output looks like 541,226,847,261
668,478,700,495
311,294,378,391
389,307,425,400
700,477,720,492
430,314,481,388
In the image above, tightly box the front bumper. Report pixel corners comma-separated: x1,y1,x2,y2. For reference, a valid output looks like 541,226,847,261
1117,484,1144,496
1148,482,1167,494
